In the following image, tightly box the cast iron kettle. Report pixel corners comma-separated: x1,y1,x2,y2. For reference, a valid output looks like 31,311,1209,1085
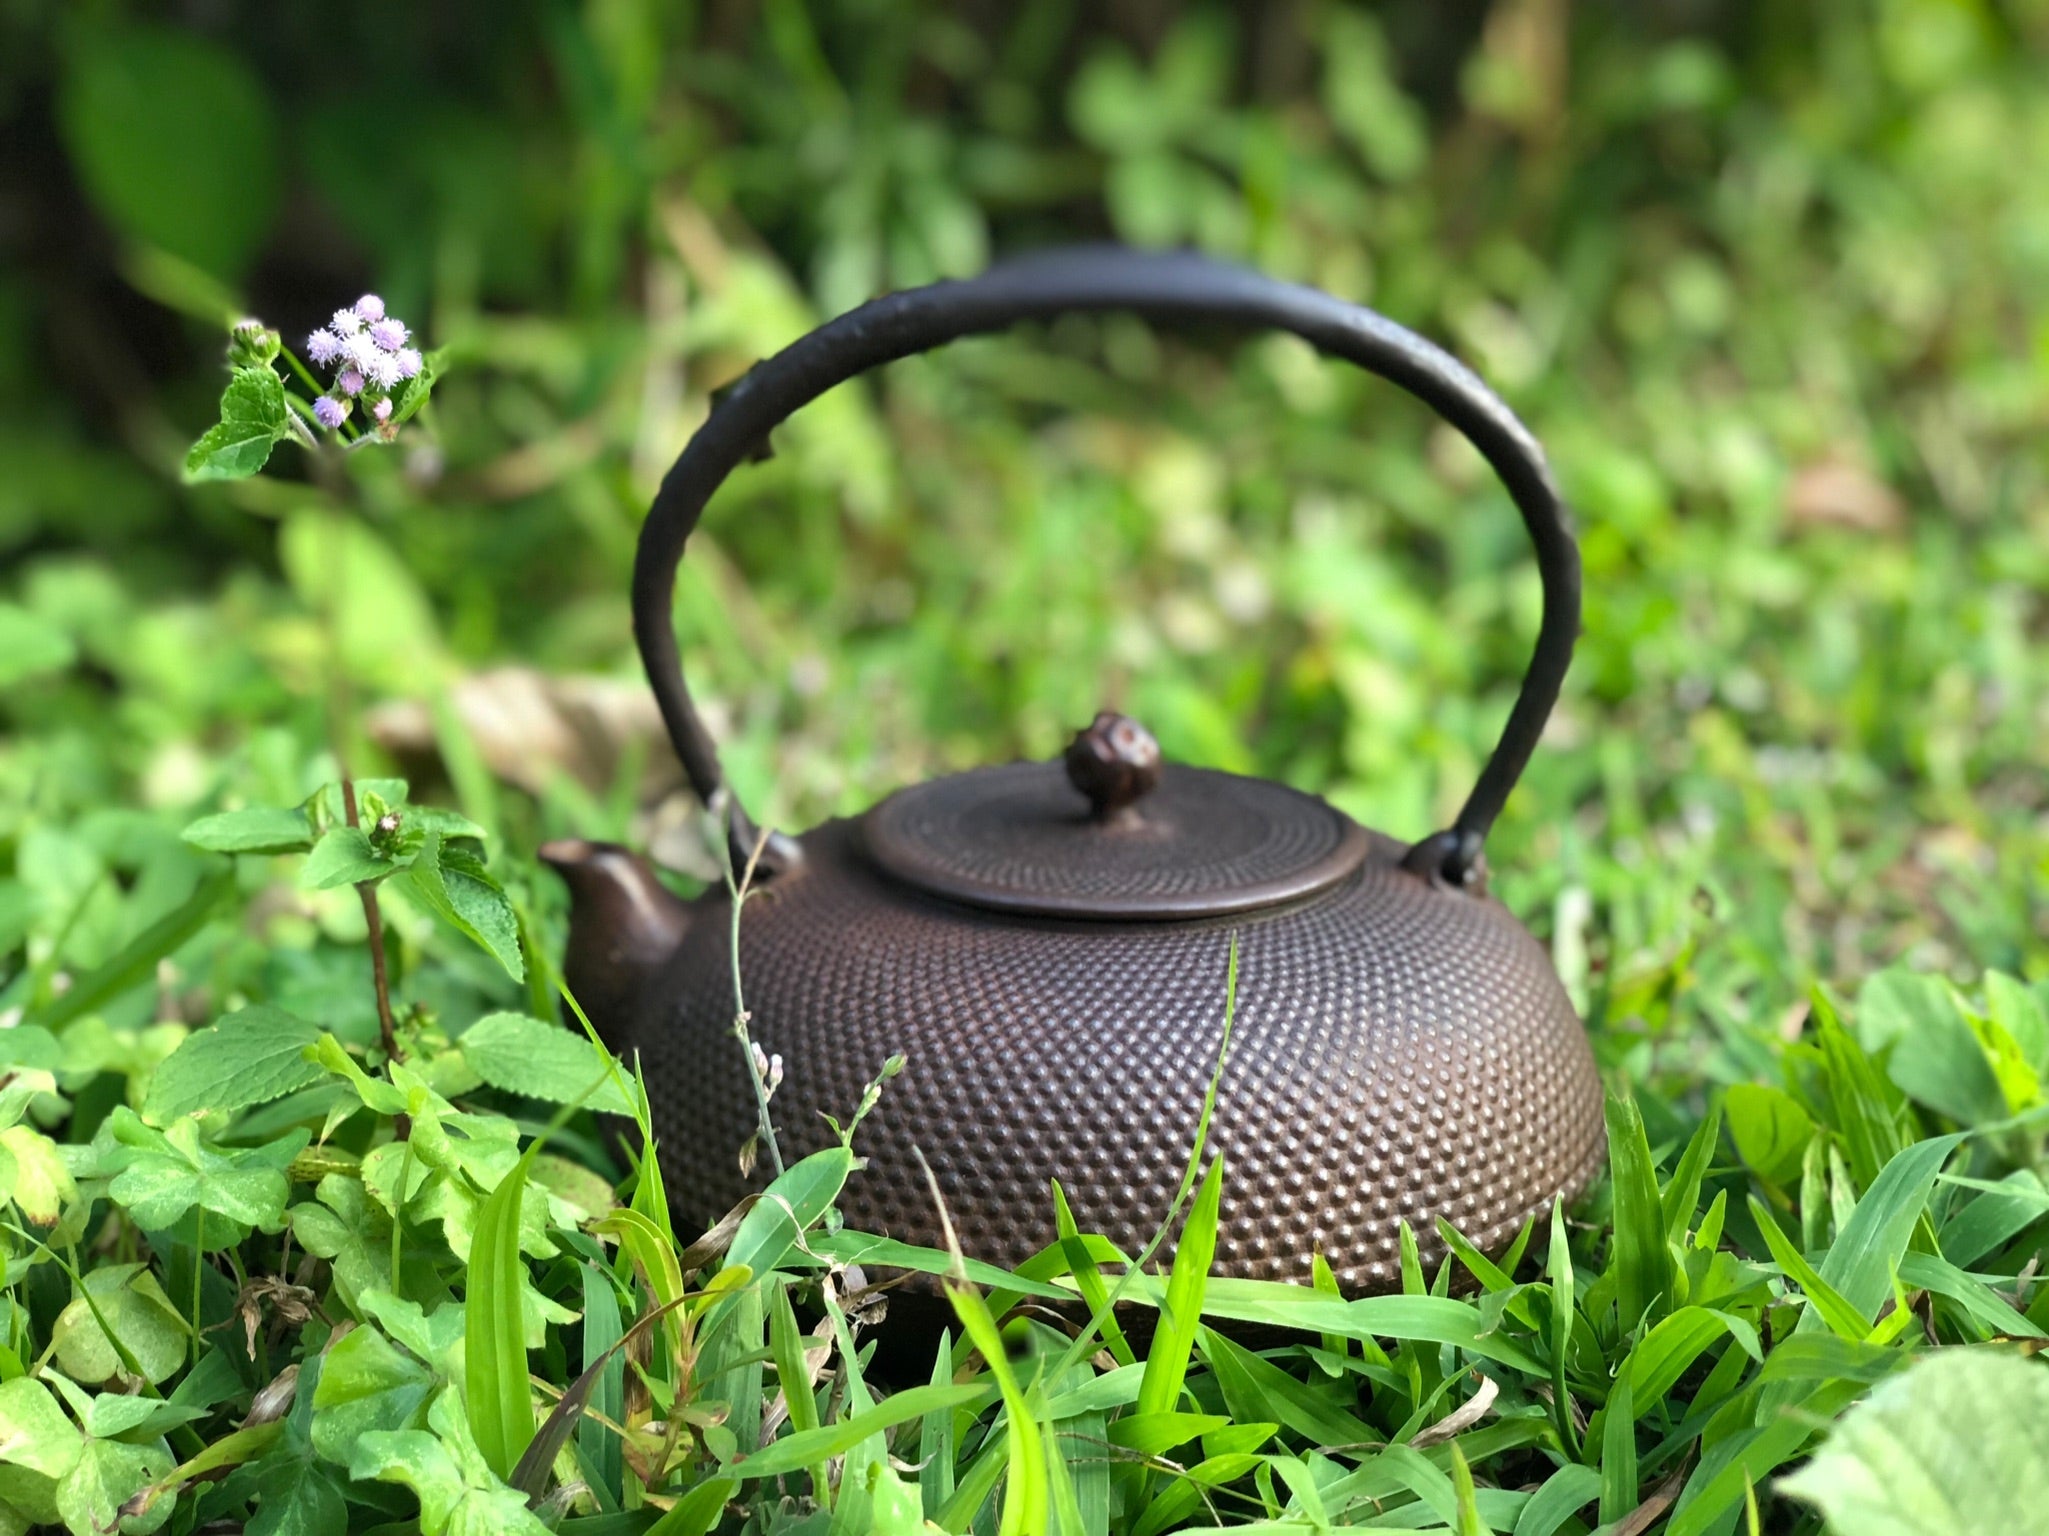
545,246,1605,1292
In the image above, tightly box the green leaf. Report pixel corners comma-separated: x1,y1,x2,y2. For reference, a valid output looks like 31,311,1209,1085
1780,1348,2049,1535
458,1013,634,1115
0,1125,76,1226
1747,1195,1872,1340
56,1437,174,1536
308,1325,434,1465
0,1378,85,1483
102,1111,304,1234
465,1139,539,1480
180,807,314,856
386,346,445,429
1858,969,2008,1126
735,1383,988,1480
644,1477,738,1536
1513,1462,1601,1536
404,833,524,982
184,366,292,482
142,1006,326,1124
1598,1367,1636,1524
1725,1082,1813,1185
1137,1154,1224,1419
58,25,279,278
0,605,76,689
1605,1088,1674,1331
1815,1133,1964,1322
724,1146,857,1280
51,1265,189,1385
350,1392,552,1536
242,1445,346,1536
300,827,398,890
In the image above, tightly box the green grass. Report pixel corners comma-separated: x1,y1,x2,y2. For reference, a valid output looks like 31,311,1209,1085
0,1,2046,1531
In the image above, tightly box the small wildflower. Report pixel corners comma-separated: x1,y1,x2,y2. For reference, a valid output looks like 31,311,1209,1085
306,329,341,365
353,294,386,323
365,352,402,391
343,329,380,371
396,347,423,379
337,368,364,397
750,1040,785,1099
369,318,408,353
330,307,363,337
373,398,393,424
313,395,348,429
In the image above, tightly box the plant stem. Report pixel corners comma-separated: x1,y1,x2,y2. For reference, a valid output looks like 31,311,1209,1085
341,778,401,1065
727,822,784,1179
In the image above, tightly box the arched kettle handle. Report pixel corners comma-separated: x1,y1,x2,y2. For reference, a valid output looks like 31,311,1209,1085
634,244,1580,889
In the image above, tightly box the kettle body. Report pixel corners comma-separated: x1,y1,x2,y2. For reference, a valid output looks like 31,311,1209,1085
547,246,1607,1289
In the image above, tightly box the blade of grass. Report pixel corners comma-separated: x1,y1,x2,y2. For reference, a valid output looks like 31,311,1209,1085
767,1276,829,1507
467,1137,543,1479
1546,1198,1580,1459
1746,1195,1872,1340
577,1263,624,1506
1607,1088,1674,1333
1598,1369,1637,1525
917,1326,956,1517
1661,1096,1723,1245
730,1382,991,1481
1054,1180,1136,1368
1136,1153,1224,1420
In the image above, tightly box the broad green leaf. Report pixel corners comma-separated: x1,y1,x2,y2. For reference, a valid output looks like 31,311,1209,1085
1138,1154,1224,1419
142,1006,326,1125
350,1392,551,1536
0,1378,84,1482
1725,1082,1813,1185
59,24,279,277
51,1265,189,1385
56,1437,174,1536
1858,969,2007,1126
308,1325,433,1465
184,366,292,482
1780,1348,2049,1535
241,1445,345,1536
457,1013,633,1115
404,834,524,982
180,807,314,856
102,1111,304,1235
300,827,398,890
465,1139,539,1479
0,606,75,689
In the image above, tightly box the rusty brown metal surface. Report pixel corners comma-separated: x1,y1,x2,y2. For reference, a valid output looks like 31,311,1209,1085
623,817,1606,1292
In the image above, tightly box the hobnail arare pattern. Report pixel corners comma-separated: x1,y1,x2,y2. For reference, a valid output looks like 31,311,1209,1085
628,818,1606,1290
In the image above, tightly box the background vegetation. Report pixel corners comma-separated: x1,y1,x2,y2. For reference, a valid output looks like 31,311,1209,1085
0,1,2044,1533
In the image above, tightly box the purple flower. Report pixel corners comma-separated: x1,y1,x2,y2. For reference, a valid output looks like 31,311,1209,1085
373,397,393,424
306,329,341,365
313,395,349,429
354,294,386,323
366,352,401,390
369,318,408,353
396,347,423,379
331,307,363,337
338,368,365,397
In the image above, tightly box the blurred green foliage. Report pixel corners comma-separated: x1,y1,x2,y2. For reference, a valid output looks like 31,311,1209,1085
1,0,2045,1089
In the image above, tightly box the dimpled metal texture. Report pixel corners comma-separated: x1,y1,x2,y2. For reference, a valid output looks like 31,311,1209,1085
628,816,1606,1292
864,762,1372,918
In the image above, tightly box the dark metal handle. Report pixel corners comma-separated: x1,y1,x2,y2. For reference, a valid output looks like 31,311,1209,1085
634,245,1580,888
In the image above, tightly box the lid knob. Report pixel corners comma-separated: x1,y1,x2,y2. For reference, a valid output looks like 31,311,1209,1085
1064,711,1162,820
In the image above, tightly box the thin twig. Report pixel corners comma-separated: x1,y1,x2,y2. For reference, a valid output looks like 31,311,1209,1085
727,821,784,1178
340,778,401,1065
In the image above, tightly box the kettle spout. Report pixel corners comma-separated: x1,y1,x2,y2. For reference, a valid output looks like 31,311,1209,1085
538,839,690,1056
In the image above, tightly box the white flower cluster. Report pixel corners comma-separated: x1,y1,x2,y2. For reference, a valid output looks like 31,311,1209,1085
305,295,423,432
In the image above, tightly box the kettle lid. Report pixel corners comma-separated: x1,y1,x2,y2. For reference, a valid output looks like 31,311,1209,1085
861,712,1371,920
